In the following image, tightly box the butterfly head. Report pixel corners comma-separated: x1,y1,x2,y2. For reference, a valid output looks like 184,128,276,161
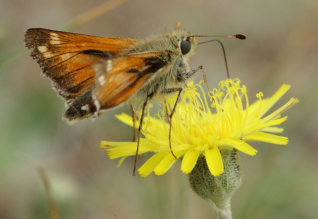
168,30,198,60
180,35,198,57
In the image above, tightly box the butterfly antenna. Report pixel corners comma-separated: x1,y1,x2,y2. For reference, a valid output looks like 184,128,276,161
198,40,230,78
192,34,246,40
196,34,246,78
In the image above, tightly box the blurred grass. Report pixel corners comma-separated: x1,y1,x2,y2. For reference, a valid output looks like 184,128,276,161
235,163,317,219
1,0,318,218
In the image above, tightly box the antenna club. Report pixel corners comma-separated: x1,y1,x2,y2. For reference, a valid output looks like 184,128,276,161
235,34,246,40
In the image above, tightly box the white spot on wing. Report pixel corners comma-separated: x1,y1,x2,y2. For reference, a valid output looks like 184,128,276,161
98,75,106,86
43,52,53,58
50,40,61,45
38,46,47,53
107,60,112,72
50,32,59,38
60,53,72,60
38,46,53,58
81,104,89,111
92,93,101,117
50,33,61,44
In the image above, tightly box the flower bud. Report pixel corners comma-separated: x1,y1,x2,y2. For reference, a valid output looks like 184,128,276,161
189,149,241,219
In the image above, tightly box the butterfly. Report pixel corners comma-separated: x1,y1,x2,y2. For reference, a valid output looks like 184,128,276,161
24,25,245,172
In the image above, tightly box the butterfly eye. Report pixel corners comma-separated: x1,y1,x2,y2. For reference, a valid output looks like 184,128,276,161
180,38,191,55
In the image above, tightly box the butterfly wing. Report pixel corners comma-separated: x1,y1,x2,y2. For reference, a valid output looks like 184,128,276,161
94,52,170,108
64,52,171,121
24,28,137,101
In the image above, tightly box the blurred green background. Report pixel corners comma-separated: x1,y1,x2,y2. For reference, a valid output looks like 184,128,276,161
0,0,317,218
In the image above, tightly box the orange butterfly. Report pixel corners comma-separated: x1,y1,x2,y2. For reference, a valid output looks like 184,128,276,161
24,27,245,121
25,27,245,172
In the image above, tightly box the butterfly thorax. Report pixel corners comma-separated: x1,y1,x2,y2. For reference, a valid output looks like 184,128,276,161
124,29,197,57
122,29,198,104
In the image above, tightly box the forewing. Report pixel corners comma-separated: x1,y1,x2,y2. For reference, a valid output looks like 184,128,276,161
93,52,171,110
24,28,137,101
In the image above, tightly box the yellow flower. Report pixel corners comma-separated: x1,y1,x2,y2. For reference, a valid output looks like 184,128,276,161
101,79,298,177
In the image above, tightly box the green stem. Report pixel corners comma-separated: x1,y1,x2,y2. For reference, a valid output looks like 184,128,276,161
212,199,232,219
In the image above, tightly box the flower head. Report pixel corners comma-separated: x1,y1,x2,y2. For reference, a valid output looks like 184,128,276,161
101,79,298,177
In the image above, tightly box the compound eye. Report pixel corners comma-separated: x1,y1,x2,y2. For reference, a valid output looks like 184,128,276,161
180,39,191,55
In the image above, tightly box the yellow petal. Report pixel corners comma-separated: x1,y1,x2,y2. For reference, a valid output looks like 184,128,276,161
106,140,154,159
220,139,258,155
181,150,201,173
262,98,299,122
262,116,288,127
116,113,134,127
138,153,167,177
106,142,138,159
244,132,288,145
154,153,179,176
244,117,288,134
117,157,126,168
258,84,291,117
205,147,224,176
261,127,284,133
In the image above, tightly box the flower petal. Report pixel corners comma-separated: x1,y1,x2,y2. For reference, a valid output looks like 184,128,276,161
205,147,224,176
181,150,201,173
106,142,138,159
262,98,299,122
244,132,288,145
116,113,134,127
244,117,288,134
154,153,179,176
261,127,284,133
117,157,126,168
106,140,155,159
258,84,291,117
138,153,167,177
219,139,258,155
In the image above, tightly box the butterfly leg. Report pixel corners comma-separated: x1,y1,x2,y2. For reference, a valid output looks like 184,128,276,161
179,65,212,90
161,88,183,159
198,66,212,91
130,105,136,142
162,66,203,158
133,95,151,176
177,65,203,82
